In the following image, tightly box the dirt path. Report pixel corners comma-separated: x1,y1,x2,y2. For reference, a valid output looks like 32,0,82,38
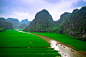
32,33,86,57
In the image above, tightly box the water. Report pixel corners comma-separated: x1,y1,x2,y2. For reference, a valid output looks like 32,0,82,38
50,40,86,57
50,40,68,57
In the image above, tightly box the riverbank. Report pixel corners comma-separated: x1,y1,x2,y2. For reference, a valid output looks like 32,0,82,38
31,33,86,57
30,32,86,51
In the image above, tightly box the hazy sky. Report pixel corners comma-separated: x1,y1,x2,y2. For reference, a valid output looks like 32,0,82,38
0,0,86,21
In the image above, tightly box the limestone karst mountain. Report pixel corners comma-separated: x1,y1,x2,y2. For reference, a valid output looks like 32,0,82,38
25,9,53,32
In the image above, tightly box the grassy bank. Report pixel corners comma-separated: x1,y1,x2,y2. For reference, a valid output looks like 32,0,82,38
0,29,61,57
30,32,86,52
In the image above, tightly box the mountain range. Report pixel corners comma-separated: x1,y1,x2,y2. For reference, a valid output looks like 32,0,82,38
6,18,31,28
24,6,86,41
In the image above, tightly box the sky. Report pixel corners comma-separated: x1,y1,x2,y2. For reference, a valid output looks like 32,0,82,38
0,0,86,21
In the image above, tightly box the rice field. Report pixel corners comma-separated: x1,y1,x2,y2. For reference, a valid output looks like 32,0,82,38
0,29,61,57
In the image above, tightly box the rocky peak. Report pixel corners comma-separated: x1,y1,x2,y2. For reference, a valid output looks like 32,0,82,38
25,9,53,32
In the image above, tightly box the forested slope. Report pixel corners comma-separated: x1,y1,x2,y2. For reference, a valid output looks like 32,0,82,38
0,18,13,31
48,6,86,40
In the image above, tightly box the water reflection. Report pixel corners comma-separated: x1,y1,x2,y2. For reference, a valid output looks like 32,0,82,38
50,40,68,57
18,31,23,32
50,40,86,57
18,31,31,34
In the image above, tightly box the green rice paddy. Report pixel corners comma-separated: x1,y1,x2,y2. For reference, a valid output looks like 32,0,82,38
0,29,61,57
31,32,86,52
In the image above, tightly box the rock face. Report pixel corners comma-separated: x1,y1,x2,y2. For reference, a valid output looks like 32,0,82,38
25,9,53,32
0,18,13,29
6,18,20,28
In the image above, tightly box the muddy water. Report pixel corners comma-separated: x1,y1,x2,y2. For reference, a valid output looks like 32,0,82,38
32,34,86,57
17,30,86,57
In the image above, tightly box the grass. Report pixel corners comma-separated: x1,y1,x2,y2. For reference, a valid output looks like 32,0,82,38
0,29,61,57
30,32,86,52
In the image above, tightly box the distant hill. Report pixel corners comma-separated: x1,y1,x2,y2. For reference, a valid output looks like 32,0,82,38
24,9,53,32
20,23,27,29
6,18,20,28
20,19,28,24
20,19,31,28
6,18,31,28
0,18,13,30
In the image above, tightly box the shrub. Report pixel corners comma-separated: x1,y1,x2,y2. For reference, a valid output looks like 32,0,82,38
81,37,86,41
0,28,5,32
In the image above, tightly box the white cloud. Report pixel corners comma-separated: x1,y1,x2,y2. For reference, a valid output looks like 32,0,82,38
0,0,85,21
0,11,35,22
13,11,34,21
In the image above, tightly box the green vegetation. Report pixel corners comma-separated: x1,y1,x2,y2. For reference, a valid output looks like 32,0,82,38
31,32,86,51
0,18,13,30
6,18,20,28
0,28,5,32
18,29,23,31
0,29,61,57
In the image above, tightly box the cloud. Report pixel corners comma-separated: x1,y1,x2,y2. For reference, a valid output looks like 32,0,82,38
13,11,34,21
71,0,86,7
0,0,86,21
0,11,34,21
